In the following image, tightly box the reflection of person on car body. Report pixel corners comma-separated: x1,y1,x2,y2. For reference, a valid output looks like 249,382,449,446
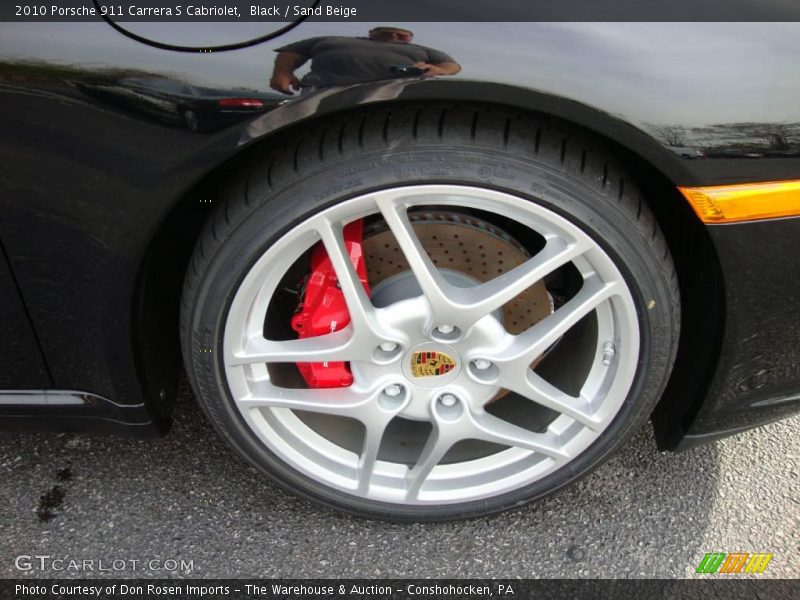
270,26,461,94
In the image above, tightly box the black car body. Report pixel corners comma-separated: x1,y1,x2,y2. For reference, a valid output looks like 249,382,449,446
1,3,799,517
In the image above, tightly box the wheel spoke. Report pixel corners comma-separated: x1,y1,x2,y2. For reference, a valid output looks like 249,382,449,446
501,369,602,430
468,411,569,459
406,405,570,500
455,236,589,324
405,427,454,500
315,217,379,336
357,417,391,493
375,196,454,316
241,383,403,493
238,385,373,418
504,274,620,363
229,327,367,366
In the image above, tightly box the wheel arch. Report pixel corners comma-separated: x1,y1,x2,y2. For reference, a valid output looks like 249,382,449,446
134,85,724,448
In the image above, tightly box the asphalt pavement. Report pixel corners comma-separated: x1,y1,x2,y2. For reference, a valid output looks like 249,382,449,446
1,383,797,579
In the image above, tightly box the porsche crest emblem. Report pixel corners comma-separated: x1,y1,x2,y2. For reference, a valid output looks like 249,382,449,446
410,351,456,377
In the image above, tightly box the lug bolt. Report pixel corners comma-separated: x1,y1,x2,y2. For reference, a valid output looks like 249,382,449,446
379,342,398,352
438,393,458,407
384,384,403,398
436,325,455,335
473,359,492,371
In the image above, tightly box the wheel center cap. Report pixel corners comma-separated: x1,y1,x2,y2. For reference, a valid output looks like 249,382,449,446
402,343,462,388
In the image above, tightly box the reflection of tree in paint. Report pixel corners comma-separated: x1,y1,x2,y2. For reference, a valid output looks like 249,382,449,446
648,121,800,158
654,126,687,147
767,124,790,151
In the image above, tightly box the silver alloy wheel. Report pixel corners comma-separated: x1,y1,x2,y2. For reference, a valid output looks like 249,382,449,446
223,185,639,505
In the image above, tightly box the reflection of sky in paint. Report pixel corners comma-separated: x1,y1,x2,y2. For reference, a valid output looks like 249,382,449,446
1,22,798,125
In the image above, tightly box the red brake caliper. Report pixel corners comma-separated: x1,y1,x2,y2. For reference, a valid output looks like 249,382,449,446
290,220,370,388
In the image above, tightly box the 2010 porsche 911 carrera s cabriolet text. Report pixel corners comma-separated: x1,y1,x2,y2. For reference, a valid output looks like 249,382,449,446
1,0,799,520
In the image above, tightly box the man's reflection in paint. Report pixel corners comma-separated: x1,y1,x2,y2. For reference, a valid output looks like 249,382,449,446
270,26,461,94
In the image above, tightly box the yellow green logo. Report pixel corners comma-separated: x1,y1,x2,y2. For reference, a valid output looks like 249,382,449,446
696,552,773,574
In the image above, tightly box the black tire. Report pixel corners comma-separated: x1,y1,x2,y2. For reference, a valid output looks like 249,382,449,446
180,105,680,521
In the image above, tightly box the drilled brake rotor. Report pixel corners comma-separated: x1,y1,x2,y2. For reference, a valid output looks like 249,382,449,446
363,211,552,334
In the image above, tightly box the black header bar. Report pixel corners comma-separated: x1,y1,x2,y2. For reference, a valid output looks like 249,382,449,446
4,0,800,22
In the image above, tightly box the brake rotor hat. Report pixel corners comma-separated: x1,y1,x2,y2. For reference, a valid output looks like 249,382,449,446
363,211,552,333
